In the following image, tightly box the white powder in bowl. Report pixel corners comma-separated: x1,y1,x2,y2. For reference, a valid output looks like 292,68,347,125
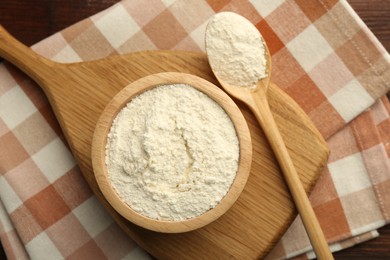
206,12,268,88
105,84,239,221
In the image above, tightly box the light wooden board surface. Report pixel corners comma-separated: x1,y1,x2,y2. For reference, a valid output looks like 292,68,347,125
0,30,329,258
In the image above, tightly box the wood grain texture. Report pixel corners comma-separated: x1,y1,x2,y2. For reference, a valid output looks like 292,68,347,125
347,0,390,51
92,72,253,233
0,26,329,258
0,0,389,258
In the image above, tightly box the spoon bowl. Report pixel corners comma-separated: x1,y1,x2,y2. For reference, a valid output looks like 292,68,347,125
211,40,272,108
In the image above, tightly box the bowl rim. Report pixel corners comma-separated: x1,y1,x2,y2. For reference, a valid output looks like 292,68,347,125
91,72,252,233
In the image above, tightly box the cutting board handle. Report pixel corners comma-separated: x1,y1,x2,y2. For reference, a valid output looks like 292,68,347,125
0,25,56,85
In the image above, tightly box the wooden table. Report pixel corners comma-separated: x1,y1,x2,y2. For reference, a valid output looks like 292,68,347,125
0,1,389,259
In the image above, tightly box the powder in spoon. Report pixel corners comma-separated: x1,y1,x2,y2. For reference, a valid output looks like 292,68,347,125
206,12,268,88
105,84,239,221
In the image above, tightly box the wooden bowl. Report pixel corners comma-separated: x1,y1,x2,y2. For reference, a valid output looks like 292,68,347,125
92,72,252,233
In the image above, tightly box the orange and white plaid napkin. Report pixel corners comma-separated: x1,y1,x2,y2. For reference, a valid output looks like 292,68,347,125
0,0,389,259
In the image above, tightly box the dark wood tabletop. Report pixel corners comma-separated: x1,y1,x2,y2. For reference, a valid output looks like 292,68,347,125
0,1,389,259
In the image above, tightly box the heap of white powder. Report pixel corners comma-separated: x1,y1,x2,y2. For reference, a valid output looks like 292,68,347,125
206,12,268,88
105,84,239,221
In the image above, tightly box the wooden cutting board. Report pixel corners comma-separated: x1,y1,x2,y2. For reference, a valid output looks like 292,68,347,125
0,26,329,259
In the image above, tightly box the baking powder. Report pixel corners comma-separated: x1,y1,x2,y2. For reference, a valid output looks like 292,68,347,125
105,84,239,220
206,12,267,88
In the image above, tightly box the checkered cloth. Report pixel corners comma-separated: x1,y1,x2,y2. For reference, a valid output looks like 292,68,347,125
0,0,389,259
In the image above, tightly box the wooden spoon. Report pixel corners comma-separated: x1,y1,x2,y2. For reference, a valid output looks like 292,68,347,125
205,13,333,260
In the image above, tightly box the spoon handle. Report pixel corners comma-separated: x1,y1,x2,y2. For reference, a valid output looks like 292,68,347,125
0,25,55,87
249,87,333,260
